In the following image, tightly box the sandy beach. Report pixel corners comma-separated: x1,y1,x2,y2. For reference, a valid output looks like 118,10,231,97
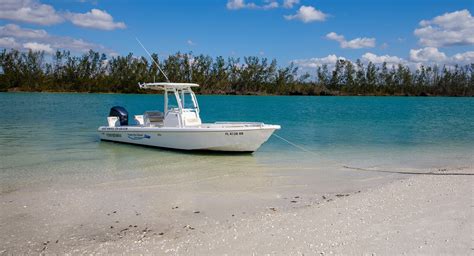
1,94,474,255
1,165,472,255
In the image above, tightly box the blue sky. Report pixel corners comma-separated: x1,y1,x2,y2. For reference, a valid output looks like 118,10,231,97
0,0,473,69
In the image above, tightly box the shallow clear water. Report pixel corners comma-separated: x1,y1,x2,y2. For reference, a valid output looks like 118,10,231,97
0,93,473,193
1,92,473,253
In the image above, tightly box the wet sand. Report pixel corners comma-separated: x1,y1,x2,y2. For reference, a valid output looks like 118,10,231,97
1,165,472,255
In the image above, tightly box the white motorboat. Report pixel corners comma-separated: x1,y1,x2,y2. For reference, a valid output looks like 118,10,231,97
98,82,280,152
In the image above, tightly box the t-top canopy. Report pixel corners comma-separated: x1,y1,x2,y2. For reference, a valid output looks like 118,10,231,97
139,82,200,90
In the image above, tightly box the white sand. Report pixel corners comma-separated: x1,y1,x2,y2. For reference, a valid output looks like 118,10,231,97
1,167,472,255
141,168,473,255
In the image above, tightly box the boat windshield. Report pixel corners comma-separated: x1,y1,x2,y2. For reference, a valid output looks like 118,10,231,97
167,92,179,109
182,91,197,110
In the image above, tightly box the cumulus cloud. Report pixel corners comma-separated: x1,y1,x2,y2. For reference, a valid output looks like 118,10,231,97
0,37,20,48
66,9,126,30
0,0,126,30
227,0,251,9
326,32,376,49
23,42,53,53
187,39,195,46
226,0,279,10
0,23,48,39
414,9,474,47
264,1,279,9
451,51,474,64
283,0,299,8
361,53,405,66
284,5,327,23
0,0,63,25
409,47,447,62
325,32,344,42
0,23,116,55
292,49,473,72
409,47,474,66
292,54,345,68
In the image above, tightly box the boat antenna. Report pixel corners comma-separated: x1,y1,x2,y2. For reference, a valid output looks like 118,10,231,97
136,37,170,83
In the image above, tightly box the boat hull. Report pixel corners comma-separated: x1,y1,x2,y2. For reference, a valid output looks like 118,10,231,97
98,125,279,152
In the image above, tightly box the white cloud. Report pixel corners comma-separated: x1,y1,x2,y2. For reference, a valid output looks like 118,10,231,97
326,32,344,42
293,49,474,72
0,37,20,48
451,51,474,64
342,38,376,49
262,1,279,10
292,54,345,68
0,24,116,55
55,37,110,54
0,0,63,25
23,42,53,53
326,32,376,49
284,5,327,23
283,0,299,8
0,23,48,39
67,9,126,30
227,0,248,9
0,0,126,30
361,52,405,66
409,47,474,66
226,0,278,10
409,47,447,62
414,9,474,47
187,39,195,46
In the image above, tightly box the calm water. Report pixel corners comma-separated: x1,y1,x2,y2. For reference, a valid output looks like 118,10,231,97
0,93,473,193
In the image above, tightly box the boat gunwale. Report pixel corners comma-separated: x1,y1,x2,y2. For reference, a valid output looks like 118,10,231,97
98,124,281,133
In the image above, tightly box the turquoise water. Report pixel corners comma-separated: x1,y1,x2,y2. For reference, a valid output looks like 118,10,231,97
0,93,473,192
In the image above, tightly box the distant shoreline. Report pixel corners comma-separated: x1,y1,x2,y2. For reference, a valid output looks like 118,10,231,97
1,50,473,97
2,88,473,97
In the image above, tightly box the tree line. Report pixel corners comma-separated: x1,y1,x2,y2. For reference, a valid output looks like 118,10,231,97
0,49,473,96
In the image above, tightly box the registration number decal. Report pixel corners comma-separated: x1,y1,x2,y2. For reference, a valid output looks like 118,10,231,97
225,132,244,136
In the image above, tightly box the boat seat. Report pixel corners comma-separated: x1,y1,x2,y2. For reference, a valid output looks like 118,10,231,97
144,111,164,126
134,115,144,125
107,116,119,127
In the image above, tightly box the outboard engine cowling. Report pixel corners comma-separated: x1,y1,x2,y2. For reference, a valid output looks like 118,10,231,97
109,106,128,126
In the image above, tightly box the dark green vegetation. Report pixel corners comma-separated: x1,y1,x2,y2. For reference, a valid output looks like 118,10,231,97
1,49,473,96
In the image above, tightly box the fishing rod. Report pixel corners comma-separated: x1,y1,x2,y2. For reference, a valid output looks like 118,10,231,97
135,37,170,83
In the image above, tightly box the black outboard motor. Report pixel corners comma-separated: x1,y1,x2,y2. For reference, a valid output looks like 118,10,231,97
109,106,128,126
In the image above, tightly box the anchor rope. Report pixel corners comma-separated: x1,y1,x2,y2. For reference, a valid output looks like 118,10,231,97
271,133,345,166
271,133,465,176
272,133,474,176
271,133,377,171
271,133,319,156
